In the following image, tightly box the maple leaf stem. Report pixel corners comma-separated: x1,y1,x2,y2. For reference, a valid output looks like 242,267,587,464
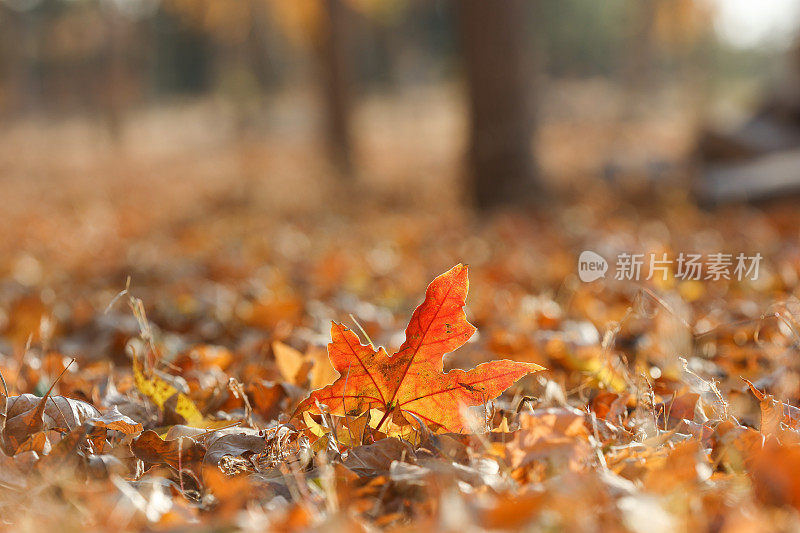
375,408,393,433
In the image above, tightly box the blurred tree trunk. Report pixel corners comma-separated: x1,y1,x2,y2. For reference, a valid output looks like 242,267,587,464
457,0,538,210
0,6,43,116
623,0,657,97
247,0,274,89
102,6,127,143
317,0,354,175
0,7,18,116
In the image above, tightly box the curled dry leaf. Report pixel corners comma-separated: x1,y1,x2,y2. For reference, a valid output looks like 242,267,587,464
303,410,375,449
3,393,101,455
130,430,206,472
6,394,102,430
40,423,93,466
744,378,800,435
343,437,416,477
3,391,140,457
294,265,544,433
505,407,595,476
87,406,143,435
204,432,267,467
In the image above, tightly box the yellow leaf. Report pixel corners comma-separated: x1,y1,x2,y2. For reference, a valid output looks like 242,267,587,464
133,356,204,426
273,341,336,388
273,341,311,385
308,346,337,389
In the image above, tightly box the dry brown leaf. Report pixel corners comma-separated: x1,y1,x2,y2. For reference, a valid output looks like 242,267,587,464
342,437,416,477
204,432,266,467
130,430,206,472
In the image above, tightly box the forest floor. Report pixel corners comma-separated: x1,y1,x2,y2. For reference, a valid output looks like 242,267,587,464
1,85,799,531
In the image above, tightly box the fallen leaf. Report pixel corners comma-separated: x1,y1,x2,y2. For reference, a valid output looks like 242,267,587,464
343,437,416,476
87,406,143,435
3,388,101,455
204,432,266,467
706,420,760,473
246,380,286,421
294,265,544,433
130,430,206,472
302,410,373,448
654,393,700,430
0,452,28,490
751,440,800,511
133,355,204,426
307,346,337,389
506,406,595,478
273,341,314,385
744,379,800,435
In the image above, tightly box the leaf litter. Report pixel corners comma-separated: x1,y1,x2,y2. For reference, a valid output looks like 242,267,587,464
2,187,800,531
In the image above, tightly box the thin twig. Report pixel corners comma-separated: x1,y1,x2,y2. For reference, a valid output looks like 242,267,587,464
349,314,376,350
104,276,131,314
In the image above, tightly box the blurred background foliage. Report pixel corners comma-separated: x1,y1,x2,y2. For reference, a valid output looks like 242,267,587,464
0,0,790,121
0,0,799,211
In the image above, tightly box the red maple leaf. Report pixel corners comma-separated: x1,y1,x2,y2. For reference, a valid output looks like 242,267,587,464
294,264,544,433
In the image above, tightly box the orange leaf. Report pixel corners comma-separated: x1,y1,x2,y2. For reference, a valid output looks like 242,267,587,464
130,430,206,472
294,264,544,433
